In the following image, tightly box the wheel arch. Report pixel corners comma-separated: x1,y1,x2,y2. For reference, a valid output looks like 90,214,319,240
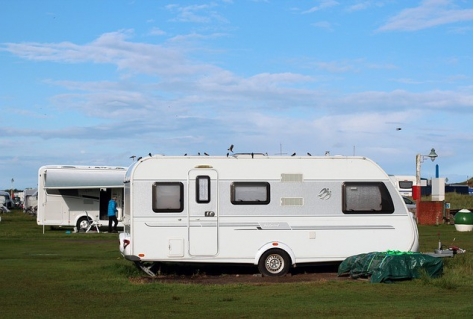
253,241,296,267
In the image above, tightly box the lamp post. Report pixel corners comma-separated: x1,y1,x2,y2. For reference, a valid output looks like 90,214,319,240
11,178,14,201
414,148,438,222
415,148,438,186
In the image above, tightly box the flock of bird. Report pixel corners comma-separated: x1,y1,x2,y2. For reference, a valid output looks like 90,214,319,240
130,127,403,161
129,144,334,162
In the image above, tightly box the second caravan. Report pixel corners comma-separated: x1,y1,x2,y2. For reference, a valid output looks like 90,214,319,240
388,175,427,197
120,154,419,277
37,165,127,230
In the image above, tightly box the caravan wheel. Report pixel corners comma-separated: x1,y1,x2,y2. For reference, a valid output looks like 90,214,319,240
77,217,91,231
258,249,290,277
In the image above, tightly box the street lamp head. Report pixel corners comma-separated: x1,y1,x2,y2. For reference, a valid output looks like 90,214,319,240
428,148,438,162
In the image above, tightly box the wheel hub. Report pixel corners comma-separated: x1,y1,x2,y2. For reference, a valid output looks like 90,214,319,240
266,254,284,273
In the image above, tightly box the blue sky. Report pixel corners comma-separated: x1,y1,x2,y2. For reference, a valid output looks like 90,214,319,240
0,0,472,190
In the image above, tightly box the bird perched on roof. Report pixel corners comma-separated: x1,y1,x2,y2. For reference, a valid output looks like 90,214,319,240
137,157,142,161
204,152,209,156
149,153,152,157
291,153,296,156
307,152,312,156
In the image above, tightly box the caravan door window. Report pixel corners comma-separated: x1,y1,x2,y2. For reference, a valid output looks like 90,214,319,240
196,175,211,203
342,182,394,214
231,182,270,205
152,182,184,213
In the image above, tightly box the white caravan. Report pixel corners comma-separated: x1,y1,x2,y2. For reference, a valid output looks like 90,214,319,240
0,191,13,209
0,191,13,212
37,165,127,230
119,154,419,277
389,175,421,197
23,188,38,215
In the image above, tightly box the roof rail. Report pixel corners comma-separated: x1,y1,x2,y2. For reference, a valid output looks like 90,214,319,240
232,153,268,159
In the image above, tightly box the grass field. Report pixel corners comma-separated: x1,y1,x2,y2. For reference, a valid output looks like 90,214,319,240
422,192,473,211
0,210,472,318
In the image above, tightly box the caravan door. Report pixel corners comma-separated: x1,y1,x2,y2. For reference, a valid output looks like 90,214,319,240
188,169,218,256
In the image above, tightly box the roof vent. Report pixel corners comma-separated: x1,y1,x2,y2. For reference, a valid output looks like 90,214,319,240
281,174,303,182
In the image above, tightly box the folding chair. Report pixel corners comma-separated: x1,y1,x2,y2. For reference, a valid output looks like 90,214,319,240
85,211,101,233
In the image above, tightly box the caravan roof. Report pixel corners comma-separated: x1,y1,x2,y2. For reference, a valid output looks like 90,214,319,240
24,188,38,196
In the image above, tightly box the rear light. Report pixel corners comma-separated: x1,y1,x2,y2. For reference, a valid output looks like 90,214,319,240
123,239,130,249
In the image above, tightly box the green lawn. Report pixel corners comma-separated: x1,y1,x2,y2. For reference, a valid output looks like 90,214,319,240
0,210,472,318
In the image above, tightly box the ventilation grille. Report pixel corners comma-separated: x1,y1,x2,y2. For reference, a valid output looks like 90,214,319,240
281,174,303,182
281,197,304,206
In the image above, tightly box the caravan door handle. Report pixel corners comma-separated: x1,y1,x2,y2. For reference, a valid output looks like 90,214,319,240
204,211,215,217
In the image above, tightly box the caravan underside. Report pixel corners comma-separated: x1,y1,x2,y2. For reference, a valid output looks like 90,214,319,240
120,214,418,276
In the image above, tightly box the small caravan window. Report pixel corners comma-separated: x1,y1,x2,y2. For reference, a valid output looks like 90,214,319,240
152,182,184,213
342,182,394,214
196,175,210,203
231,182,270,205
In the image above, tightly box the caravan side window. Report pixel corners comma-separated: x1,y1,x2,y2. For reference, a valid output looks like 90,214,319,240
152,182,184,213
231,182,270,205
342,182,394,214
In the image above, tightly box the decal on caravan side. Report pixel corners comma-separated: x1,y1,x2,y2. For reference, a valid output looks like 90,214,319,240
120,154,419,277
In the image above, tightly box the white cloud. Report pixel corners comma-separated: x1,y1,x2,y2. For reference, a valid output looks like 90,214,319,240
311,21,335,31
2,30,217,79
149,27,166,36
346,1,372,12
302,0,339,14
378,0,473,32
165,3,228,24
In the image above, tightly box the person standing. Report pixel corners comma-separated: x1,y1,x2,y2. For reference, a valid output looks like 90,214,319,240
108,196,119,233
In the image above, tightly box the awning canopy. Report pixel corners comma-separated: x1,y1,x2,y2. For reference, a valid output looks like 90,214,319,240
43,167,126,189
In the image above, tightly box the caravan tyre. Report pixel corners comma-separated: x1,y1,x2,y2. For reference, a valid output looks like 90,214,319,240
258,249,290,277
77,216,91,230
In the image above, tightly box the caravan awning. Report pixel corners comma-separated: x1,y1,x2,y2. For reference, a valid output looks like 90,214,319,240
43,167,126,189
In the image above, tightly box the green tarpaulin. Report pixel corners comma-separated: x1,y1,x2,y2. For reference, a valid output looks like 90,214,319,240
337,251,443,283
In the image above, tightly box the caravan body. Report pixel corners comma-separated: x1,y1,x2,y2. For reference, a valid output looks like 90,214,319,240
120,155,419,276
37,165,127,230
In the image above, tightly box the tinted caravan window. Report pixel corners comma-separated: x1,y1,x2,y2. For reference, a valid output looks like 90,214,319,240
231,182,270,205
343,182,394,214
196,175,211,204
152,182,184,213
